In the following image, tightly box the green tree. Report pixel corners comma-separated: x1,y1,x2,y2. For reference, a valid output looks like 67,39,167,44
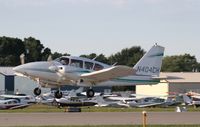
96,54,109,64
80,53,109,64
108,46,145,67
52,52,63,60
162,54,198,72
41,48,52,61
196,63,200,72
51,52,70,60
0,36,25,66
80,53,97,60
24,37,45,62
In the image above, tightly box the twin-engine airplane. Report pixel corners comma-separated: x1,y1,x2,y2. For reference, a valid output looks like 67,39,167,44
13,44,164,99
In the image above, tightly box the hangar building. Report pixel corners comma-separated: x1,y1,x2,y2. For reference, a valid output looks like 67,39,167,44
0,67,50,95
136,72,200,97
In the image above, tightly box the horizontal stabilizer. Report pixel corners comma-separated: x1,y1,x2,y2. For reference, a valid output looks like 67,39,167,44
152,76,184,80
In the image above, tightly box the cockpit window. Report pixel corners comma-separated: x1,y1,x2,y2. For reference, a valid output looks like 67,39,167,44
58,57,69,65
85,62,94,70
70,59,83,68
94,63,104,71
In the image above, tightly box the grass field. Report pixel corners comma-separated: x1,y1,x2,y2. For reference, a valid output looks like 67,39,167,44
0,104,200,113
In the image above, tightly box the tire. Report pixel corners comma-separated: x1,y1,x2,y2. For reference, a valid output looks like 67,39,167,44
55,91,63,99
33,87,41,96
86,89,95,98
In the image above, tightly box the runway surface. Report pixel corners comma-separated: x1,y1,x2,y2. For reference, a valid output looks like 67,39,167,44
0,112,200,126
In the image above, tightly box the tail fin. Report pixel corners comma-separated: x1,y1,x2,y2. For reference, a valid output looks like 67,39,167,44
182,94,192,105
133,44,164,76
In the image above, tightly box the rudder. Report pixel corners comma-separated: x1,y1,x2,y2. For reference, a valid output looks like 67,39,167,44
133,44,164,76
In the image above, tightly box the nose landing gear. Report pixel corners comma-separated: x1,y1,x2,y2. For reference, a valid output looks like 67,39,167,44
33,87,41,96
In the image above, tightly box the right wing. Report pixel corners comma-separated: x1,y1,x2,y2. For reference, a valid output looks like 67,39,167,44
80,65,135,84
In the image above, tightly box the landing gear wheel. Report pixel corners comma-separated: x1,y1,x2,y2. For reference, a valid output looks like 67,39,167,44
55,90,63,99
86,89,95,98
34,87,41,96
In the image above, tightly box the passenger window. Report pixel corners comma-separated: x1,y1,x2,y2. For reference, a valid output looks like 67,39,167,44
12,100,17,104
60,58,69,65
71,59,83,68
94,63,103,71
85,62,94,70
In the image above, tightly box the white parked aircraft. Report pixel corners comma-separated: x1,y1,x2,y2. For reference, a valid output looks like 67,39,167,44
93,96,129,108
13,44,164,98
127,97,166,108
0,99,30,110
0,94,36,104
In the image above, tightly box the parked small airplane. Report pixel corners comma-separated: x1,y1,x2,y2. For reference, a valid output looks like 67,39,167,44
0,99,29,110
127,97,166,108
93,96,129,108
56,97,97,107
13,44,164,98
183,93,200,107
0,94,36,104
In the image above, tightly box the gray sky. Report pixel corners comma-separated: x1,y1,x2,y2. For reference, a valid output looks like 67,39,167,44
0,0,200,61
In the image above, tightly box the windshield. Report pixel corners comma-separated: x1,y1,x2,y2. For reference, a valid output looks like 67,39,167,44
55,57,69,65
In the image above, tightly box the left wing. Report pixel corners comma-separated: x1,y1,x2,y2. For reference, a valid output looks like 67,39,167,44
80,65,135,83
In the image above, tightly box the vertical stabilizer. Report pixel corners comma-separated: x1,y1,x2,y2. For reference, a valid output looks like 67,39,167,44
133,44,164,76
182,94,192,105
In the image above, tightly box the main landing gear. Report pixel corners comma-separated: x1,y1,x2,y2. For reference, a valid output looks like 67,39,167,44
34,87,41,96
33,87,63,99
86,89,95,98
54,90,62,99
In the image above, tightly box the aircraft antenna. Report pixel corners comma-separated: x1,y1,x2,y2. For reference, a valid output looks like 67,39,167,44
92,56,98,60
112,62,118,66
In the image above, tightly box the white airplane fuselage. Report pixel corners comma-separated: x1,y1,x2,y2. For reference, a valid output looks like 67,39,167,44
13,59,159,88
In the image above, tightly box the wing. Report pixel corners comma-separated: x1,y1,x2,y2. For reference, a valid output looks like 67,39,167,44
137,102,164,108
9,104,30,110
80,65,135,83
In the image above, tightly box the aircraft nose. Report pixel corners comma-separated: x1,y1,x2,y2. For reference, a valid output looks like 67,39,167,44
13,65,25,73
13,62,52,76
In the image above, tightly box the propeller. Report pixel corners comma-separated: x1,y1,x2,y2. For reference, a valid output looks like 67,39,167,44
49,65,59,72
48,62,66,83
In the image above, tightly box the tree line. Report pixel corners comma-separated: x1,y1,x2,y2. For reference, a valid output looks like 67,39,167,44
0,36,200,72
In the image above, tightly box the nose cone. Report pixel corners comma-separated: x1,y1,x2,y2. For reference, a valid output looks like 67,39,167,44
13,61,52,77
13,64,26,74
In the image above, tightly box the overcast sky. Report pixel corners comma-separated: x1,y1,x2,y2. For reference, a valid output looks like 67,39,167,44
0,0,200,61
